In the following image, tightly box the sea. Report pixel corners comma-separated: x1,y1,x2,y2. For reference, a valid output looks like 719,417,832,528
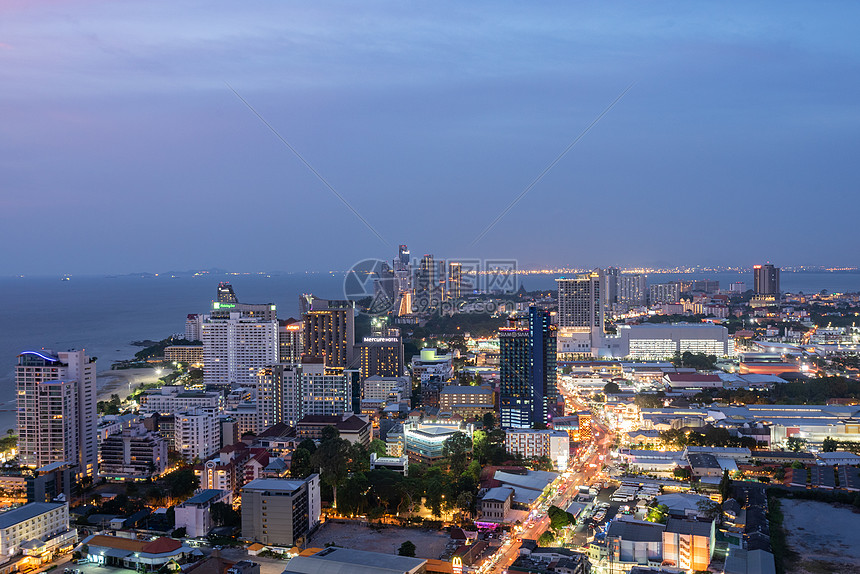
0,270,857,432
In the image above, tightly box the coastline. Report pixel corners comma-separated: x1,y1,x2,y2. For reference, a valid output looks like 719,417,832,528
96,367,164,403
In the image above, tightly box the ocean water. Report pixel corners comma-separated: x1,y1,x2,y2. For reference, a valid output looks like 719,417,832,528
0,269,857,432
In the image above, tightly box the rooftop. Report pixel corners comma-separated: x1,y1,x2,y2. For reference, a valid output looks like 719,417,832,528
243,477,313,493
183,489,228,506
0,502,65,529
283,547,425,574
606,518,665,542
665,518,713,537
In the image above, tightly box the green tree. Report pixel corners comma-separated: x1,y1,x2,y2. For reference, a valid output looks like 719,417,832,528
719,469,732,502
210,502,241,527
442,432,472,475
347,442,371,473
537,531,555,546
163,468,199,500
369,438,387,458
320,426,340,443
547,505,575,531
787,437,806,452
822,437,838,452
482,412,495,430
311,438,350,505
604,381,620,394
298,438,318,455
398,541,416,557
290,448,313,479
673,467,691,480
337,473,370,517
646,504,669,524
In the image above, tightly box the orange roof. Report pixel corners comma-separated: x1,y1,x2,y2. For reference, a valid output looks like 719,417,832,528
246,543,265,552
425,559,454,573
299,548,324,557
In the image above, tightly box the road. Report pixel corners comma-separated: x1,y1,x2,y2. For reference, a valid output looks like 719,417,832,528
482,401,615,574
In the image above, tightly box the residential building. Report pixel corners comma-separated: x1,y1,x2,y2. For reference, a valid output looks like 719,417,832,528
99,423,168,481
174,489,231,538
753,264,780,296
478,487,514,524
439,385,495,419
257,361,355,431
649,282,681,305
26,462,74,504
16,349,97,480
499,307,557,428
138,386,223,416
617,274,648,307
241,476,321,547
600,518,665,567
0,502,72,559
175,407,221,462
557,271,604,332
362,376,410,402
662,518,715,571
296,414,370,446
198,442,249,493
300,295,355,370
186,314,204,342
201,313,278,387
505,429,570,470
164,345,204,365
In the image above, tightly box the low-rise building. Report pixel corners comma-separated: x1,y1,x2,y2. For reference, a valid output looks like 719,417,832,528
241,476,321,547
283,547,426,574
662,518,715,571
79,535,192,569
164,345,204,365
369,453,409,476
296,414,371,446
0,502,74,561
174,489,231,538
478,487,514,524
505,429,570,470
438,385,495,420
139,386,223,416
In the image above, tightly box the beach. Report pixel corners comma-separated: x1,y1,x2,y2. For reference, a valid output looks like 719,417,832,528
96,367,168,403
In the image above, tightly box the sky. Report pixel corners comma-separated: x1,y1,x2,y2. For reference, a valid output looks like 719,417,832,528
2,1,859,275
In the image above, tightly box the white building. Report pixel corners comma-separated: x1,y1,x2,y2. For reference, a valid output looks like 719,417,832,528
16,350,97,480
505,429,570,470
202,313,278,387
138,386,223,416
185,314,205,342
410,348,453,383
99,423,168,480
613,323,733,360
174,489,231,538
175,407,221,462
257,361,354,430
363,376,410,402
0,502,72,559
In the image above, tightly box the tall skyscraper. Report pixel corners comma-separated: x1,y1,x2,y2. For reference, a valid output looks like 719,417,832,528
754,264,780,296
355,329,405,378
499,307,557,428
16,349,97,480
202,313,279,386
300,295,355,371
617,274,647,306
210,283,277,321
557,270,604,331
414,254,443,311
257,360,355,429
604,267,620,307
447,262,463,300
278,318,304,364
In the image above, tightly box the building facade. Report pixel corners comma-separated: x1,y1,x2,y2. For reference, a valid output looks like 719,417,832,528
300,296,355,370
202,313,278,387
16,349,97,480
241,476,321,547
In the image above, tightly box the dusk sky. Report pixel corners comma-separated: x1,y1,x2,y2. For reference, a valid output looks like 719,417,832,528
2,1,859,275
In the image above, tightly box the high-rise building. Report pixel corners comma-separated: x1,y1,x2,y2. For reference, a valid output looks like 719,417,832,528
754,264,780,296
557,271,604,331
174,407,221,462
201,313,278,387
16,350,97,480
278,318,304,364
355,329,404,378
210,283,276,322
256,360,355,430
649,282,682,305
617,274,647,306
300,295,355,370
185,313,204,342
414,254,443,311
499,307,557,428
604,267,620,307
99,423,168,481
448,262,463,300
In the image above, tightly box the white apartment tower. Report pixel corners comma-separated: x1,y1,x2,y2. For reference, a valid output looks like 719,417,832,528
15,350,97,480
256,361,353,430
175,407,221,462
202,312,278,387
